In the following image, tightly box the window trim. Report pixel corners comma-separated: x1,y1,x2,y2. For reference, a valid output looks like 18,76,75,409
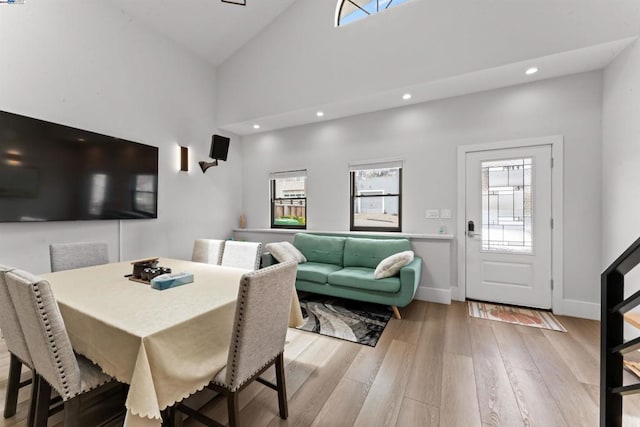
270,171,307,230
350,166,402,232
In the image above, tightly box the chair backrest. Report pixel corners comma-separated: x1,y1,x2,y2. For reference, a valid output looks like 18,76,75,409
5,269,81,400
192,239,225,265
0,265,32,367
220,241,262,270
49,242,109,272
224,261,297,392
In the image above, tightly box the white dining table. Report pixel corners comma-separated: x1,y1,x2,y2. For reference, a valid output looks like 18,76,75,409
41,258,250,427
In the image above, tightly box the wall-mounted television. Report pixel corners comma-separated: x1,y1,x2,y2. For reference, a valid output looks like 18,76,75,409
0,110,159,222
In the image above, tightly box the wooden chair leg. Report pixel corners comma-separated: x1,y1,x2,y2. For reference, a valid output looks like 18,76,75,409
227,391,239,427
275,353,288,420
63,397,80,427
4,353,22,418
27,373,39,427
34,376,51,427
392,306,402,320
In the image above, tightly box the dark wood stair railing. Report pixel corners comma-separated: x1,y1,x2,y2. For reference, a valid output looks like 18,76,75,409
601,235,640,426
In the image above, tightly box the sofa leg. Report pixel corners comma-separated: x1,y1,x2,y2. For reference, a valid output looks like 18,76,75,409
392,306,401,320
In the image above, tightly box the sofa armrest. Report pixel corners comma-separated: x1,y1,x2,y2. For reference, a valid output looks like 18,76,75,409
260,252,277,268
397,257,422,306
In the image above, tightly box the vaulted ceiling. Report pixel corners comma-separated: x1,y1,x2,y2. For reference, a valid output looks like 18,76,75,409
107,0,640,134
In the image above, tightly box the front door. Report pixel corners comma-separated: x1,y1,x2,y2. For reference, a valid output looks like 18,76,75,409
465,145,552,309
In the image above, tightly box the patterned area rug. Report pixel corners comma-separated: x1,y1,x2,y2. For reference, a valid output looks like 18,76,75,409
468,301,567,332
296,294,393,347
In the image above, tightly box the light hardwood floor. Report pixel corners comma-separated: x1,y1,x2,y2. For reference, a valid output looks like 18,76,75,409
2,300,640,427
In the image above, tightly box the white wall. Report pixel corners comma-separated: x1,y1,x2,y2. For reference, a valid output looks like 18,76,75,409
0,1,241,274
603,39,640,335
240,72,603,314
217,0,638,127
603,40,640,266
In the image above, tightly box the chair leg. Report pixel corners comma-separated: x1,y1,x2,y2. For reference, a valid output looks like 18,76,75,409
275,353,288,420
227,391,239,427
27,373,39,427
161,407,174,427
63,397,80,427
34,376,51,427
4,353,22,418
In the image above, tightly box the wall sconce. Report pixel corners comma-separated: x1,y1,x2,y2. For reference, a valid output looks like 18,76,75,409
180,146,188,172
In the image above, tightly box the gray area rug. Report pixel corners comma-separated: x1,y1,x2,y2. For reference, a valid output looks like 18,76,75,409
297,294,392,347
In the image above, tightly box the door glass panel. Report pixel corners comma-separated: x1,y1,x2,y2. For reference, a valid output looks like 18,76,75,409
481,158,532,253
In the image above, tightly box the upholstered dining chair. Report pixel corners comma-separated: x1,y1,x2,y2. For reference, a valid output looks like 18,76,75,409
5,268,113,427
192,239,225,265
175,260,298,427
220,241,262,270
49,242,109,272
0,265,37,426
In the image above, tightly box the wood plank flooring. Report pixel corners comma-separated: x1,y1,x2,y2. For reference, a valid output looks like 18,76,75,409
2,301,639,427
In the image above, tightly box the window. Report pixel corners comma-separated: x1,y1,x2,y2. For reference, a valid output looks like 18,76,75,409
350,161,402,231
336,0,412,26
270,170,307,229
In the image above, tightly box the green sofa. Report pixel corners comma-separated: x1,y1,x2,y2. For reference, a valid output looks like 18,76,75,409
267,233,422,319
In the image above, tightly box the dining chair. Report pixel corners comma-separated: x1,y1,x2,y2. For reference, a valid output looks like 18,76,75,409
49,242,109,272
0,265,37,426
192,239,225,265
175,260,298,427
220,241,262,270
5,268,113,427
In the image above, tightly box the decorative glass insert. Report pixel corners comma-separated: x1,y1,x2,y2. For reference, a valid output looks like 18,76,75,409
481,158,532,253
271,170,307,229
336,0,412,26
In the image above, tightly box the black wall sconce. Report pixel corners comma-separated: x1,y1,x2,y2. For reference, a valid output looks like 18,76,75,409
180,146,189,172
199,135,231,173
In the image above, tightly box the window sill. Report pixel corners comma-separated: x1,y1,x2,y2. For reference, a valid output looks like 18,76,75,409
233,228,454,240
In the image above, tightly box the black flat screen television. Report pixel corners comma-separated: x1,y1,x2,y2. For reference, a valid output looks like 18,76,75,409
0,110,159,222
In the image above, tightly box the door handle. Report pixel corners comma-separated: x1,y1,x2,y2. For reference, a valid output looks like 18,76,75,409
467,220,475,237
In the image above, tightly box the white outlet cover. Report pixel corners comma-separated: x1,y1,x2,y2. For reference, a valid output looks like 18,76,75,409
426,209,440,219
441,209,452,219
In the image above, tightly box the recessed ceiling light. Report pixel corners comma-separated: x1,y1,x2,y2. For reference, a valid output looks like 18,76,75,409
253,124,260,129
402,93,412,100
316,111,324,117
525,67,539,76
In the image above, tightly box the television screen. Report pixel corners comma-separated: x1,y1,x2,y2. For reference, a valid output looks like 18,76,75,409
0,110,159,222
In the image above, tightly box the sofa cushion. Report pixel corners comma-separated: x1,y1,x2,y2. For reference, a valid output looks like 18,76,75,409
297,262,342,284
343,238,411,269
328,267,401,293
375,250,415,279
293,233,346,266
265,241,307,263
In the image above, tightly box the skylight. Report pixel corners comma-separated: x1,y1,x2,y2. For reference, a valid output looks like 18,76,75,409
336,0,412,26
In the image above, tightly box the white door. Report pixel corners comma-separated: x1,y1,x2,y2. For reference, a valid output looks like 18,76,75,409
466,145,552,308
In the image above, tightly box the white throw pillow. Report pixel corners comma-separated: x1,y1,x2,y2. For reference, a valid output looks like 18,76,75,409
374,250,414,279
265,241,307,264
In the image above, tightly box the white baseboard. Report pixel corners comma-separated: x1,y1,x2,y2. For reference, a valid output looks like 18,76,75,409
556,299,600,320
415,286,451,305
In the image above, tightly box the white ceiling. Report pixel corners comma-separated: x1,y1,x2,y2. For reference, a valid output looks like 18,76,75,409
105,0,640,134
106,0,297,66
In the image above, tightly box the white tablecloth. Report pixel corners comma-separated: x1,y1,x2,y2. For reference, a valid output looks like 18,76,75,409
42,258,247,427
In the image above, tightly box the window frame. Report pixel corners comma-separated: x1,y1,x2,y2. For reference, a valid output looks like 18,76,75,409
350,164,402,232
270,171,307,230
336,0,411,26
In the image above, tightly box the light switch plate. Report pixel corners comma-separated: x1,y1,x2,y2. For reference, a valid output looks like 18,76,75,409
426,209,440,219
441,209,452,219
